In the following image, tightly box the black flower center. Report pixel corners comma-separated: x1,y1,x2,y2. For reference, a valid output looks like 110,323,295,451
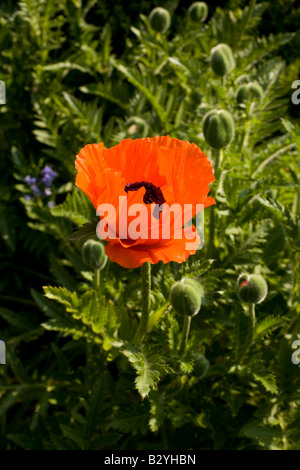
124,181,166,205
124,181,166,219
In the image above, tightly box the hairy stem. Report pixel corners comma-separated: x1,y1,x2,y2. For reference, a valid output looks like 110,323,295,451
134,262,151,345
206,148,221,258
179,314,192,355
94,268,101,294
249,303,256,330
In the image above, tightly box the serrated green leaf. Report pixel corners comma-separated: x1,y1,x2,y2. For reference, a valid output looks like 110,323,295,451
240,420,282,442
44,286,79,311
111,59,170,131
254,315,287,340
51,190,95,226
80,84,127,109
121,344,168,398
251,367,278,394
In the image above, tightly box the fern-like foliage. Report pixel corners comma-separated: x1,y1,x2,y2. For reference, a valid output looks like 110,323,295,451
0,0,299,451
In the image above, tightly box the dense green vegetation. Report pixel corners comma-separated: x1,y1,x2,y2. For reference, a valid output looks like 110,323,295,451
0,0,299,450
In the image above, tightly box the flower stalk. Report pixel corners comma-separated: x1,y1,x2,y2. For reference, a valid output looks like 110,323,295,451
249,302,256,330
179,314,192,354
134,262,151,345
214,148,222,170
94,268,101,295
207,148,221,258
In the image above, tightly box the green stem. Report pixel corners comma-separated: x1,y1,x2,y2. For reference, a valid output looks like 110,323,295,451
239,126,248,160
279,412,289,450
240,102,256,159
134,262,151,345
94,268,101,295
197,35,206,53
249,303,256,330
214,148,222,170
85,341,92,391
206,204,215,259
179,314,192,355
206,148,221,258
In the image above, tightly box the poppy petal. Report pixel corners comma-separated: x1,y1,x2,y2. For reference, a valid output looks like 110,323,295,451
104,225,200,268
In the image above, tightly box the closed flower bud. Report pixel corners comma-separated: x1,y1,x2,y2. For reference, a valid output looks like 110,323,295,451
237,82,264,104
149,7,171,33
189,90,202,105
188,2,208,22
82,239,107,270
203,109,235,149
236,84,249,104
192,353,209,378
181,276,202,293
237,273,268,304
126,116,149,138
210,43,235,77
170,278,201,317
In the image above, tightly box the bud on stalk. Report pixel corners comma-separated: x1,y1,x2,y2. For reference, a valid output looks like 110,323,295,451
188,2,208,23
210,43,235,77
237,273,268,304
149,7,171,33
237,82,264,105
203,109,235,149
82,239,107,271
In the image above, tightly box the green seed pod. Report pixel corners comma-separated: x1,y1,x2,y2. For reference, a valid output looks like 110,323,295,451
149,7,171,33
236,84,249,104
170,278,201,317
188,2,208,22
189,90,202,106
181,277,202,294
192,353,210,378
249,82,264,101
82,239,107,270
210,43,235,77
126,116,149,138
237,82,264,104
202,109,235,149
237,273,268,304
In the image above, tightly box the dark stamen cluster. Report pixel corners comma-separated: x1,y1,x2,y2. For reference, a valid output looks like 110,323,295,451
124,181,166,206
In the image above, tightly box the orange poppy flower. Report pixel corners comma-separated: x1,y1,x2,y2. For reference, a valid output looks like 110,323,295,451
75,136,215,269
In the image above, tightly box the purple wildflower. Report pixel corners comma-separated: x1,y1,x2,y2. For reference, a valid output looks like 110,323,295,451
31,184,42,197
24,175,41,197
24,176,37,186
24,165,57,199
41,165,57,187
